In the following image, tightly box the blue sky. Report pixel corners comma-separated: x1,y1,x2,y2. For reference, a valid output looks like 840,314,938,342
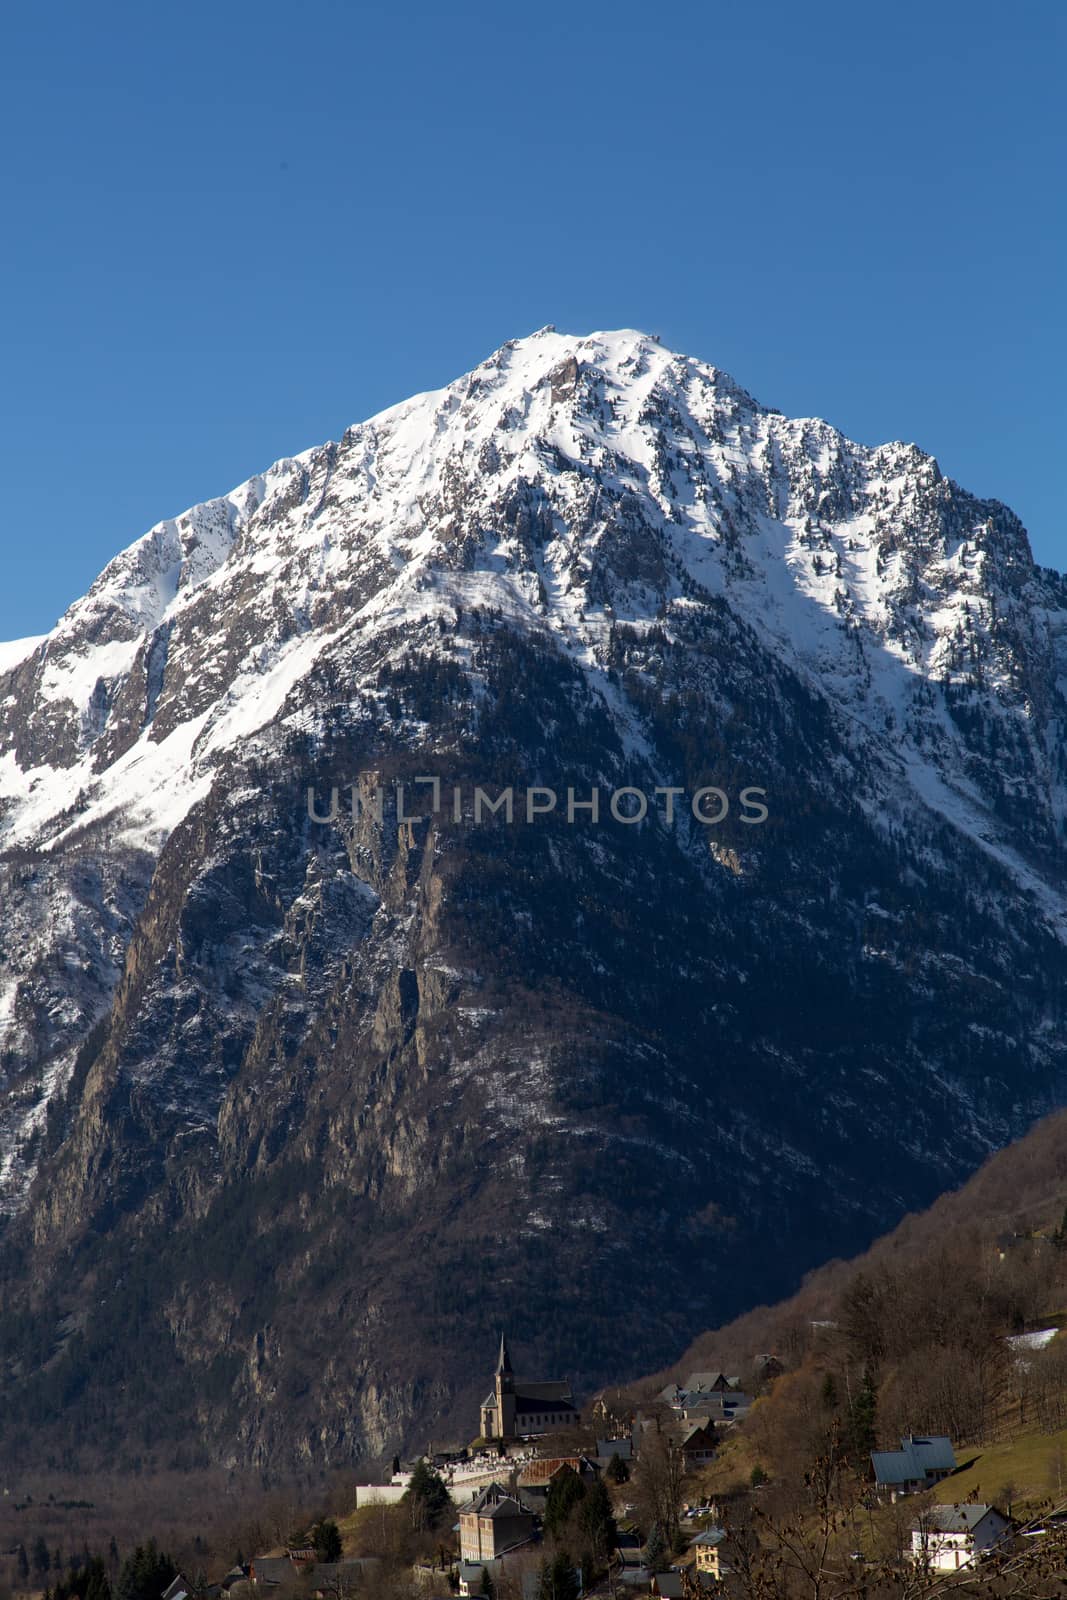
1,0,1063,641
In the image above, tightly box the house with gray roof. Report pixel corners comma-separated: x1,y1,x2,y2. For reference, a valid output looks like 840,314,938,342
689,1527,726,1583
597,1437,633,1461
908,1504,1011,1572
684,1373,739,1394
458,1482,537,1562
679,1425,717,1467
249,1559,295,1590
307,1560,380,1598
682,1393,752,1425
680,1399,719,1423
870,1435,957,1500
458,1560,501,1597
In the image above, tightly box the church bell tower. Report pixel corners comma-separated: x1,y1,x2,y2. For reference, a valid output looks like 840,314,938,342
494,1331,516,1438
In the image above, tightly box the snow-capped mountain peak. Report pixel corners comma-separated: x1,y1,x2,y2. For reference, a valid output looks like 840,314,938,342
2,328,1059,883
2,334,1067,1471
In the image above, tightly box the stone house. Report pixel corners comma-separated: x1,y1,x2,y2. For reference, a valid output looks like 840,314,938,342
689,1528,726,1582
458,1483,537,1562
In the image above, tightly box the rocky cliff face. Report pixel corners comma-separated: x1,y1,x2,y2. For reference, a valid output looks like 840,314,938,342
2,328,1067,1470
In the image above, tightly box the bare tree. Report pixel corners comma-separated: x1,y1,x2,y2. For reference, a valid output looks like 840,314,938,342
632,1430,685,1546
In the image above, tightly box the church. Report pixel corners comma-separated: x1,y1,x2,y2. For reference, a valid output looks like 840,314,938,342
479,1334,578,1440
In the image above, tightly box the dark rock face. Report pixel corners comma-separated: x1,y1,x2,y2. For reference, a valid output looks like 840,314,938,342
2,328,1067,1470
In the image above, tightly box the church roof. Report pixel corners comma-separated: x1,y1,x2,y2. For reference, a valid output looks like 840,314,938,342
514,1391,575,1414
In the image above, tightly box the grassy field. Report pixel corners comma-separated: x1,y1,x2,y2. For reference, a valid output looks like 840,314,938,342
939,1426,1067,1512
696,1424,1067,1515
687,1430,750,1496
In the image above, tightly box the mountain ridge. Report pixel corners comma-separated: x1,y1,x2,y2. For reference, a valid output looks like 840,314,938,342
639,1102,1067,1400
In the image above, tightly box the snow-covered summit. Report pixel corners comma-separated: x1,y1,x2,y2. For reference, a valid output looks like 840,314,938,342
0,327,1057,868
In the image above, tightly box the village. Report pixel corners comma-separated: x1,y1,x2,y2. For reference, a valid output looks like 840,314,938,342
125,1333,1058,1600
11,1282,1067,1600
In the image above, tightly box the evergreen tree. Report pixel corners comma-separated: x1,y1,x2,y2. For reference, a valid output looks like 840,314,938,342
16,1546,29,1586
544,1468,586,1542
114,1542,176,1600
50,1557,111,1600
577,1477,617,1579
820,1373,839,1410
537,1553,580,1600
644,1524,667,1572
479,1567,494,1600
605,1454,629,1485
402,1460,452,1532
85,1558,111,1600
845,1370,878,1461
311,1522,342,1563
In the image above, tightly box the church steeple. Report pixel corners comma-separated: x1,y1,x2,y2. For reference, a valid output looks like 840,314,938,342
492,1332,516,1439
